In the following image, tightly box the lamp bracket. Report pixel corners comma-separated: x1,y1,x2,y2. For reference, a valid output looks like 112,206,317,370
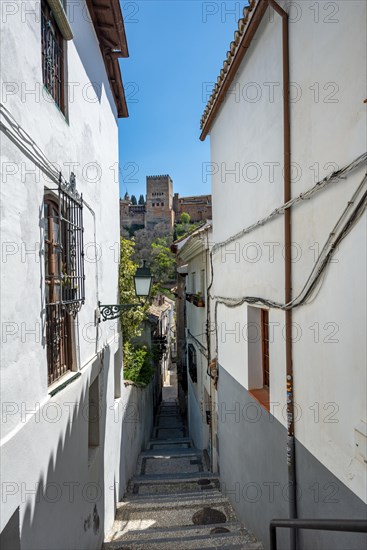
98,301,144,322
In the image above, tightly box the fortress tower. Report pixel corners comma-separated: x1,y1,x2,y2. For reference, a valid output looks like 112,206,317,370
145,175,174,229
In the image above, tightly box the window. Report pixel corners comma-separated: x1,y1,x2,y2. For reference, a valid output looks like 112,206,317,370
261,309,270,388
188,344,197,383
152,203,155,207
44,180,85,385
191,272,196,294
247,306,270,411
41,0,65,112
161,202,164,206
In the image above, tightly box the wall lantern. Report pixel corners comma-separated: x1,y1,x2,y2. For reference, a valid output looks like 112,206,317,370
98,261,153,322
134,261,153,298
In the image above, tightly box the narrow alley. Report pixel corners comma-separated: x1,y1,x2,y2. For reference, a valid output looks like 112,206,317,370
103,372,263,549
1,2,366,549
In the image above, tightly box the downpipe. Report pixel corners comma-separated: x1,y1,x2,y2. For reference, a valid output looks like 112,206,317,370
267,2,298,548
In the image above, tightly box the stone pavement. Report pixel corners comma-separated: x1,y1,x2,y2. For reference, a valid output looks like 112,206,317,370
103,393,263,549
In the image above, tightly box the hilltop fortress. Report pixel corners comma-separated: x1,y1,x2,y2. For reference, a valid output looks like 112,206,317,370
120,174,212,231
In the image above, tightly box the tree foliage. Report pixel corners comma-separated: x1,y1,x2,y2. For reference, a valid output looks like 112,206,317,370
174,220,201,239
133,223,173,265
123,342,154,386
151,237,176,284
180,212,190,224
119,238,148,342
131,194,137,205
138,194,145,205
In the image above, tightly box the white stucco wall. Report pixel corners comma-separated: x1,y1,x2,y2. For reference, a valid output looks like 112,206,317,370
208,0,366,503
180,232,212,451
0,2,149,548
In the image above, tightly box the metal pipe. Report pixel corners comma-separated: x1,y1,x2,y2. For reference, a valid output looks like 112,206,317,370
267,2,297,549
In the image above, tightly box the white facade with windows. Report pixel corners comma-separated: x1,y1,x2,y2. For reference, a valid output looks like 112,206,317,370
200,1,367,549
175,224,216,462
0,2,152,549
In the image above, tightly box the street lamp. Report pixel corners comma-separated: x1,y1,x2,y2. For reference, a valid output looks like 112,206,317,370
134,261,153,298
98,261,153,322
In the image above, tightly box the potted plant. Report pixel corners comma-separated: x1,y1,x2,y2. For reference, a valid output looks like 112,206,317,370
195,291,205,307
62,266,78,301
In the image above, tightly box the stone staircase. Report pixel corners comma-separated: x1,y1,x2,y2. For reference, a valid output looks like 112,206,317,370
103,397,263,549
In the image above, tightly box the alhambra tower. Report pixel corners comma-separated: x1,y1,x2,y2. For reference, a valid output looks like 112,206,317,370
145,174,174,228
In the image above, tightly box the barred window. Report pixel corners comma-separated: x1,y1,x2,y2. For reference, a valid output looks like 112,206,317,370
41,0,65,112
44,181,84,385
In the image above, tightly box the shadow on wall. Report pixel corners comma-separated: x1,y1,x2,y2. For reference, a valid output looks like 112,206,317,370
14,348,154,549
20,349,110,550
118,381,154,501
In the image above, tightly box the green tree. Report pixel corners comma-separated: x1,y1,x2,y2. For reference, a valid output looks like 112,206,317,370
138,194,145,205
180,212,190,224
151,237,176,284
133,223,173,265
119,238,148,342
131,194,137,205
123,342,154,386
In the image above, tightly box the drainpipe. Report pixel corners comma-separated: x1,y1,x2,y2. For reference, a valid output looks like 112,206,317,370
267,2,298,549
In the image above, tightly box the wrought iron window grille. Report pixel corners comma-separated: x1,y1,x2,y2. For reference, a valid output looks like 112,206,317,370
45,172,85,318
45,172,84,385
41,0,65,112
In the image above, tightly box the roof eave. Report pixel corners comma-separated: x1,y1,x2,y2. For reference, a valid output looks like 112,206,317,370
200,0,268,140
87,0,129,118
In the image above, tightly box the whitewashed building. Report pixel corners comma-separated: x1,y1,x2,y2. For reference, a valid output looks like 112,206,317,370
0,2,152,549
173,223,218,465
200,1,366,549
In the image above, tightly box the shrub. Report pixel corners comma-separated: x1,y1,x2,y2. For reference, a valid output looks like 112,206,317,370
123,342,154,386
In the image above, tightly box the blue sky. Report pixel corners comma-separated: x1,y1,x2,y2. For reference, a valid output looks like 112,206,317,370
118,0,248,199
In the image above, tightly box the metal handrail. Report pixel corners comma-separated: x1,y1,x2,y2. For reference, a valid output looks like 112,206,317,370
270,518,367,550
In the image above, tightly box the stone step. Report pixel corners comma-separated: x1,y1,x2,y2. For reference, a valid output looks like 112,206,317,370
127,477,220,497
104,523,262,549
148,441,192,450
154,420,185,428
139,448,201,458
106,520,241,542
104,396,263,550
147,436,192,449
125,487,222,502
129,471,219,485
104,538,262,549
153,426,187,439
111,499,238,532
135,454,205,477
121,489,227,507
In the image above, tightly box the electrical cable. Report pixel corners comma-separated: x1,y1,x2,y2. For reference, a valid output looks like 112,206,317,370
211,152,366,255
210,176,366,312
